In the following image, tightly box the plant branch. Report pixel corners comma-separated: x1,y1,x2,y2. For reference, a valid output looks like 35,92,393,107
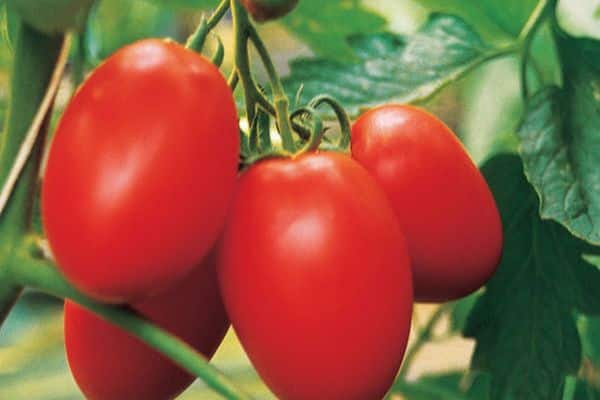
246,25,295,152
11,242,252,400
186,0,231,52
0,32,70,224
517,0,550,99
397,304,452,380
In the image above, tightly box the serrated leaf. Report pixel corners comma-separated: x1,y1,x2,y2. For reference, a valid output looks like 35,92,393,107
464,154,600,400
280,0,385,61
516,34,600,245
283,14,510,115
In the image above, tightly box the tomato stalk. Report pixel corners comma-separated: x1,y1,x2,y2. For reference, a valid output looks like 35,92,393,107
246,25,296,152
517,0,551,99
0,21,65,328
186,0,231,53
231,1,275,122
0,18,251,400
9,240,251,400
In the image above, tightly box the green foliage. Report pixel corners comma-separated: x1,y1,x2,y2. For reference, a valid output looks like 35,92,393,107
416,0,537,39
142,0,216,10
465,154,600,400
5,0,94,34
516,33,600,245
394,372,490,400
283,14,510,115
89,0,180,59
280,0,385,61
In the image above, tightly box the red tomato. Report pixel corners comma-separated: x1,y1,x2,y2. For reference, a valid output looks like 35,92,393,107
241,0,299,21
218,152,413,400
42,39,239,302
64,251,229,400
351,104,503,302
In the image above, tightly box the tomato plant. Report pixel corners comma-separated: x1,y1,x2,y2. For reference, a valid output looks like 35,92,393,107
0,0,599,400
218,152,413,400
42,38,239,303
351,105,502,302
64,250,229,400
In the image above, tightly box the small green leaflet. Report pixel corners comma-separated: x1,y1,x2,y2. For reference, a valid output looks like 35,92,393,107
283,14,510,115
464,154,600,400
516,34,600,245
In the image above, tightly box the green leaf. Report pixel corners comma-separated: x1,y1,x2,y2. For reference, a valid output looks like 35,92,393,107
283,14,513,115
5,0,95,34
416,0,537,39
465,154,600,400
449,293,479,333
393,371,490,400
557,0,600,40
280,0,386,61
516,34,600,245
572,380,600,400
579,315,600,368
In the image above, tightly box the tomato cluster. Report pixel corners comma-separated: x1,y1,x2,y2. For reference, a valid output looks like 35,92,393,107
41,38,501,400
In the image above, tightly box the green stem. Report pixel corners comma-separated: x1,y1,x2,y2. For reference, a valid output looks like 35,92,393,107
230,0,296,153
308,95,352,151
0,24,63,225
397,305,451,380
11,243,251,400
517,0,550,99
186,0,231,52
231,0,269,124
0,22,64,328
246,26,295,152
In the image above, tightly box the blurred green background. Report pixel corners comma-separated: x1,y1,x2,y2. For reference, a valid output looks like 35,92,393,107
0,0,562,398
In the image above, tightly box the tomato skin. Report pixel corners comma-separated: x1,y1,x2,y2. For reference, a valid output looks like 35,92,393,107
351,104,503,302
219,152,413,400
64,251,229,400
241,0,298,22
42,39,239,303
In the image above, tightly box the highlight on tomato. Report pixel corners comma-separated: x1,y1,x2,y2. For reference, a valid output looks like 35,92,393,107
42,38,239,303
218,151,413,400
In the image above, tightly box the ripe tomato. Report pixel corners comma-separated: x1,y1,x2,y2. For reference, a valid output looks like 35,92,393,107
64,251,229,400
351,104,503,302
42,39,239,302
241,0,298,22
219,152,413,400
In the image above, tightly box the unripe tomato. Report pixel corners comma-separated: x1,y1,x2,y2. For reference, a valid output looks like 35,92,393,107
219,152,413,400
7,0,95,34
241,0,298,22
351,104,503,302
42,39,239,303
64,251,229,400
